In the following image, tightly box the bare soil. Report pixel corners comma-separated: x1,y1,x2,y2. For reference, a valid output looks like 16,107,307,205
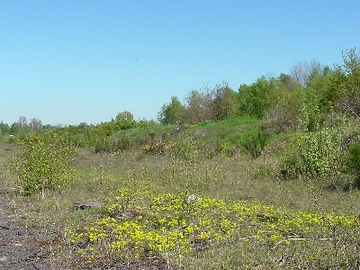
0,189,57,270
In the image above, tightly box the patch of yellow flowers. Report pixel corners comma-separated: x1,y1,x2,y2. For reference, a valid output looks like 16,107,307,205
70,181,359,266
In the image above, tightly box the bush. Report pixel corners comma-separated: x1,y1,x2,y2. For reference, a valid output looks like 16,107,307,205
141,132,172,155
279,130,342,182
240,128,270,159
346,143,360,189
95,133,132,153
267,87,321,133
170,133,199,162
9,132,76,197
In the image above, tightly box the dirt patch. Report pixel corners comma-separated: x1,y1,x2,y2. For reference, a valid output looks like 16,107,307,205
0,189,55,270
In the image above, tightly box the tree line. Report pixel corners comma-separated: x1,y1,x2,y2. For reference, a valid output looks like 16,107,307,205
2,48,359,140
158,48,360,133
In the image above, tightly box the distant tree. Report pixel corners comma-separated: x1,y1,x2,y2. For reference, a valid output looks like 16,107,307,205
10,122,21,135
268,85,320,132
238,76,278,119
304,65,333,114
29,118,43,132
115,111,137,130
115,111,134,122
157,96,185,125
8,116,30,135
278,73,297,91
78,122,89,129
138,119,158,128
18,116,28,129
325,48,360,118
183,90,213,124
211,83,239,120
0,121,10,135
290,60,323,87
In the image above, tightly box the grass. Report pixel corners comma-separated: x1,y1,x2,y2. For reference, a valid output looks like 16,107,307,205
1,117,360,269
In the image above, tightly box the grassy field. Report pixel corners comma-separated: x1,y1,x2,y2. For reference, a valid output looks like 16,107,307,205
1,118,360,269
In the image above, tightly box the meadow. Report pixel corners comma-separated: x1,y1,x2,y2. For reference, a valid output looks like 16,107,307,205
1,115,360,269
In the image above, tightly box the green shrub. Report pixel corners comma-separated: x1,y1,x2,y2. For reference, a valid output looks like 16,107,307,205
346,143,360,189
171,133,199,162
279,154,302,180
300,131,341,178
94,138,108,153
9,132,76,197
93,131,132,153
279,130,342,182
240,129,270,159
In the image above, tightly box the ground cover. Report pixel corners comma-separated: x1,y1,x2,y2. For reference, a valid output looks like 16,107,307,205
68,174,360,269
1,115,360,269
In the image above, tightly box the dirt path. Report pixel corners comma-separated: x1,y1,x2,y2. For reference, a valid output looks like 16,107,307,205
0,191,52,270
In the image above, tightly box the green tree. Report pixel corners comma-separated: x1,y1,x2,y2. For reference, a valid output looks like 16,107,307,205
268,78,322,132
183,90,213,124
114,111,137,130
10,122,21,135
238,76,278,119
267,84,305,132
278,73,297,91
211,83,239,120
323,48,360,117
0,121,10,135
157,96,185,125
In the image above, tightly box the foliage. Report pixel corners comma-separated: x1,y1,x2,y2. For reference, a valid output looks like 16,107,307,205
240,128,270,159
114,110,137,130
279,130,343,182
170,132,199,162
290,60,325,88
238,76,279,119
141,132,172,155
268,86,321,132
183,90,213,124
157,96,185,125
324,48,360,117
68,174,360,269
209,83,239,121
8,132,76,196
158,83,240,126
0,121,10,135
345,143,360,189
95,132,133,153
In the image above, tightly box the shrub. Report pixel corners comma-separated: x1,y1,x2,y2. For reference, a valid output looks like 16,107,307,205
141,132,172,155
267,87,321,133
170,133,199,162
279,130,342,182
9,132,76,197
345,143,360,189
240,128,270,159
95,133,133,153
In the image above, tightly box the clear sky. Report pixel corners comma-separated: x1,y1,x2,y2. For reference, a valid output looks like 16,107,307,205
1,1,359,126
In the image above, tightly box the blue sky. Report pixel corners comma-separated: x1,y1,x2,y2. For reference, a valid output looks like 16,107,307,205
1,1,359,126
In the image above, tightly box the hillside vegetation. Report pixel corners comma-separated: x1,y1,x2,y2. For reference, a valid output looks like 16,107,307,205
1,48,360,269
